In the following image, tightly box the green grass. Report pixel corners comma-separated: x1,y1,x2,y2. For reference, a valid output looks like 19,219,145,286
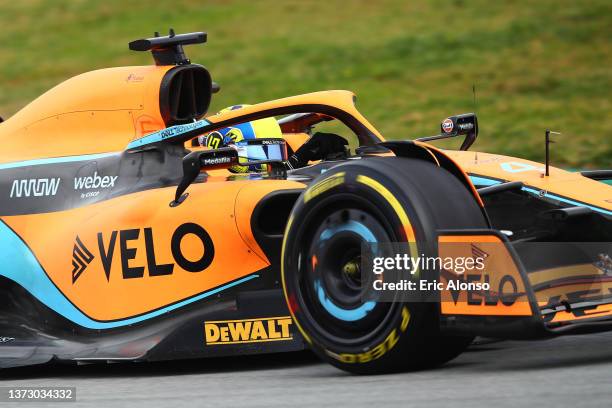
1,0,610,167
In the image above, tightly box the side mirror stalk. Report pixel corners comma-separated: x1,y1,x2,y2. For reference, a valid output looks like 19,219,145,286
170,139,288,207
171,147,238,206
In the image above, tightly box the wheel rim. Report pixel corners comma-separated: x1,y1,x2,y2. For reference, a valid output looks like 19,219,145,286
294,198,404,346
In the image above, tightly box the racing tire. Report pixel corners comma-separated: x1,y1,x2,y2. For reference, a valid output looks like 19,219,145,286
282,157,487,374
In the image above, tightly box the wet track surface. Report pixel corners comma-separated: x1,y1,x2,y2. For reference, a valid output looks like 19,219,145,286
1,331,611,407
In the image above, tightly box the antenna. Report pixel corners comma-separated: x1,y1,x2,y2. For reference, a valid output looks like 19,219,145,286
545,129,561,176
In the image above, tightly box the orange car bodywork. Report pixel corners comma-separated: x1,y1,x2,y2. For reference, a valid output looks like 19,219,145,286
447,150,612,214
0,63,393,326
0,65,171,164
0,64,303,325
0,57,610,333
3,180,302,321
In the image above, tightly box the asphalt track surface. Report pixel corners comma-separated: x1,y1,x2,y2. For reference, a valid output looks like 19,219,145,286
1,332,611,407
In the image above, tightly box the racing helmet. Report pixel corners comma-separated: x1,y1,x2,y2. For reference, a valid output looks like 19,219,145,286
199,105,283,173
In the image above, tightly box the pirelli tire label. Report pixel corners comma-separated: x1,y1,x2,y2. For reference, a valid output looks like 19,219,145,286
325,306,411,364
204,316,294,345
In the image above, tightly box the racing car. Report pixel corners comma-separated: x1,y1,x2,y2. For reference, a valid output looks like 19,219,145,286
0,31,610,373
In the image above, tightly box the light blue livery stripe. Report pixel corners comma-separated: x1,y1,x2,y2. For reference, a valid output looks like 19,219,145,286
469,175,501,187
521,187,612,216
0,220,257,329
0,153,117,170
127,119,210,150
469,175,612,216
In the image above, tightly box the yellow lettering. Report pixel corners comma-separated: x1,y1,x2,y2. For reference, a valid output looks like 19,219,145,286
204,323,219,343
204,317,293,345
337,353,356,363
385,329,399,350
400,306,410,332
220,327,229,342
228,321,252,342
370,340,387,360
358,351,373,363
267,320,281,339
251,321,268,340
277,318,292,338
328,328,400,364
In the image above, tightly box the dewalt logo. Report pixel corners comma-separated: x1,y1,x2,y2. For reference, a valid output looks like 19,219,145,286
204,316,293,345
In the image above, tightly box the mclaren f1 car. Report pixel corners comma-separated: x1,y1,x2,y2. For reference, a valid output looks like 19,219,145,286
0,31,610,373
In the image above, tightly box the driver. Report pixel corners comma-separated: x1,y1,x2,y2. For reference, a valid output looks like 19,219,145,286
198,105,348,172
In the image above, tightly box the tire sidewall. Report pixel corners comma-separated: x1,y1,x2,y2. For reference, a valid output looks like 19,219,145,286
282,158,486,372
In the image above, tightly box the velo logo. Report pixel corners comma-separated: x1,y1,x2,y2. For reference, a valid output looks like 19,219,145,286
72,223,215,284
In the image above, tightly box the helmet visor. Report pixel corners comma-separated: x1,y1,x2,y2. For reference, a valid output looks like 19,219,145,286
235,138,288,164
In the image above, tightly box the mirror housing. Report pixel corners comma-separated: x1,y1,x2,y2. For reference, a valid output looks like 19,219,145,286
416,112,478,151
441,113,478,137
441,113,478,150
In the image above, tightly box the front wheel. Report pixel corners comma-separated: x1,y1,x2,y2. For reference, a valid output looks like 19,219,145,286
282,157,487,374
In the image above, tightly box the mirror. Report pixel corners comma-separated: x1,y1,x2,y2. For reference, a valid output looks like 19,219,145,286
441,113,478,138
235,138,288,165
416,113,478,151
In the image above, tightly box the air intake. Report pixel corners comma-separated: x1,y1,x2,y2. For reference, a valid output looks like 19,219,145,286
159,64,212,125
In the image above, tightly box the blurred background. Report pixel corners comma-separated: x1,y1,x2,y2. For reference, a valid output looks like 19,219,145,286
0,0,610,167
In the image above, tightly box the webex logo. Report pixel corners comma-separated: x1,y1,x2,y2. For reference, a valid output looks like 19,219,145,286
10,178,61,198
73,172,118,190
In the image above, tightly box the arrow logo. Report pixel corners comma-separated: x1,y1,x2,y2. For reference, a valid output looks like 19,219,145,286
471,244,489,260
72,236,94,283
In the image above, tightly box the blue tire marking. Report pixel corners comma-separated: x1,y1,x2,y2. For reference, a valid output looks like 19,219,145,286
319,220,377,242
315,280,376,322
315,219,377,322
